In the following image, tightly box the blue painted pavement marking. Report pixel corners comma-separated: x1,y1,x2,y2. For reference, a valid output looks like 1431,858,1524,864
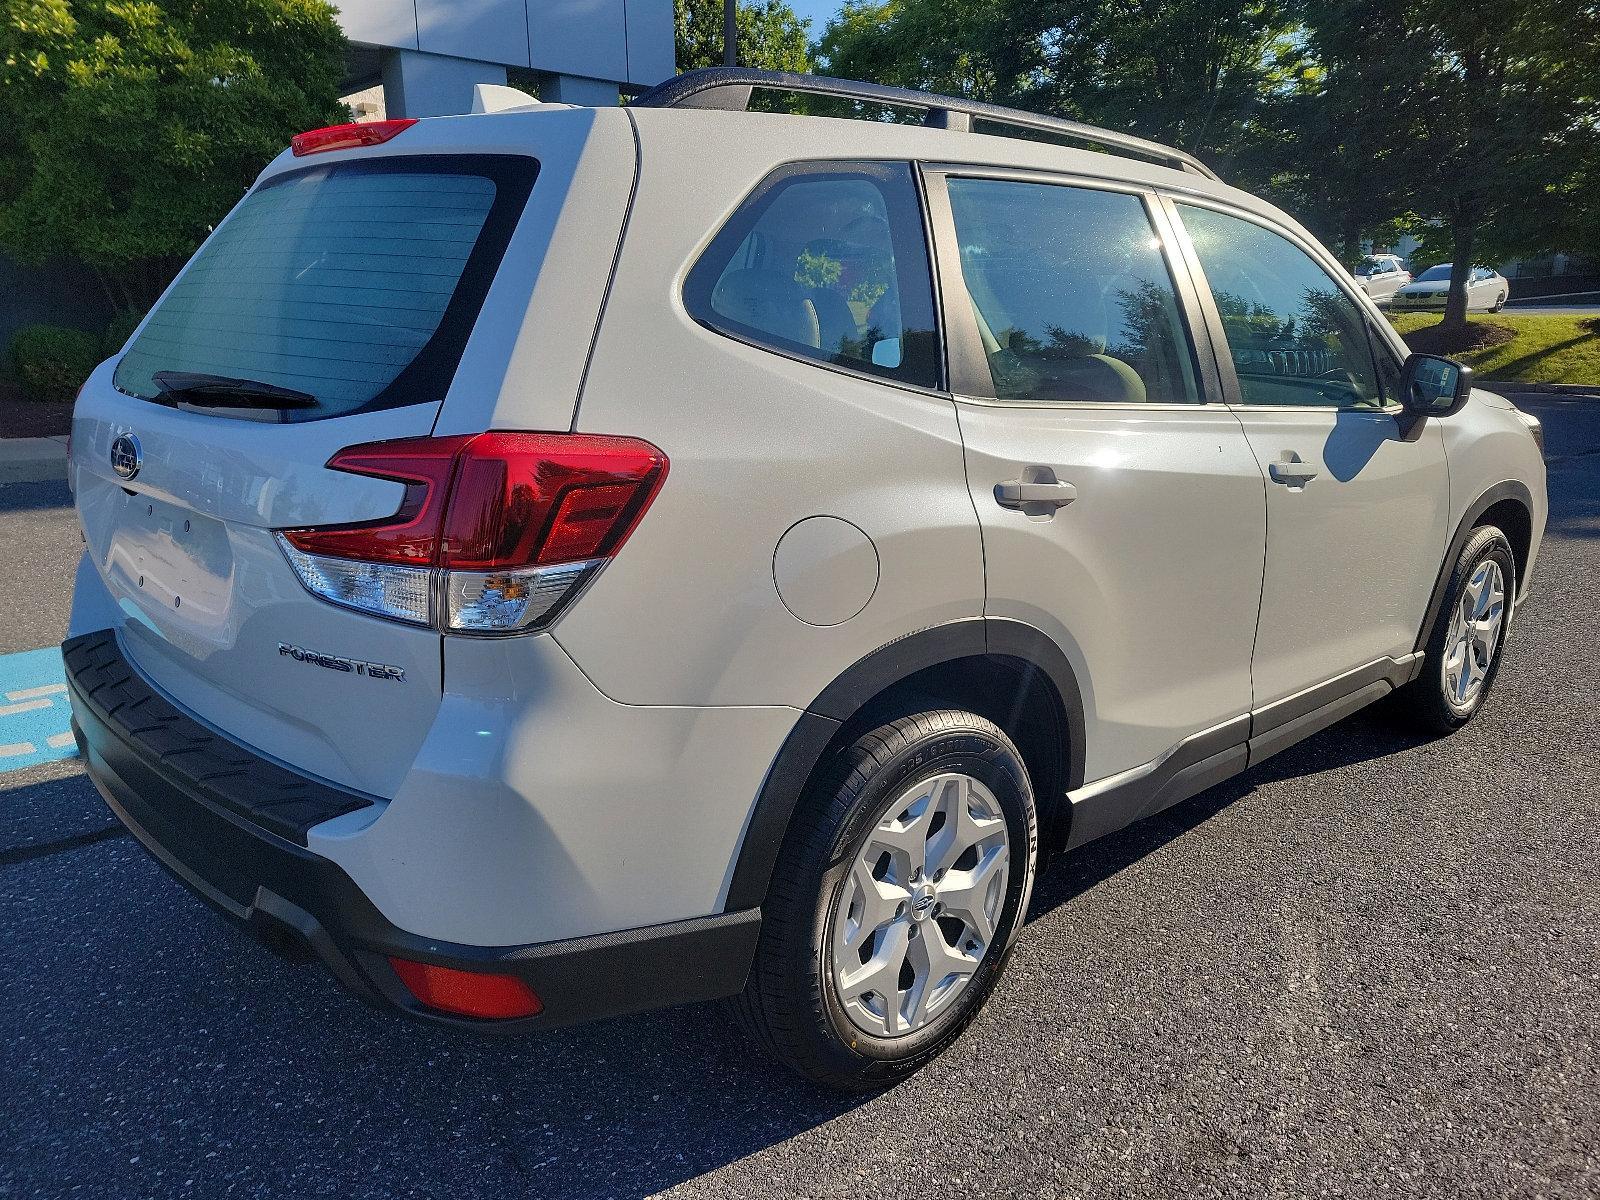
0,646,77,772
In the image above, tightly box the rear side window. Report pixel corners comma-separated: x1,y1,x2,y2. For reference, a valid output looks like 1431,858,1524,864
684,162,940,389
115,156,537,422
945,178,1200,405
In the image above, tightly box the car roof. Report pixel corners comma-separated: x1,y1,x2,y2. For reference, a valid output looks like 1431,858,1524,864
626,105,1286,222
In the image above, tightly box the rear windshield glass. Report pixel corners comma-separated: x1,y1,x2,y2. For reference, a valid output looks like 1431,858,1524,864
114,155,536,422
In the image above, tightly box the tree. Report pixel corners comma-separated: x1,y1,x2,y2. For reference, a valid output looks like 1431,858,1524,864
1303,0,1600,330
0,0,348,311
817,0,1008,100
818,0,1301,174
676,0,812,74
1255,1,1417,263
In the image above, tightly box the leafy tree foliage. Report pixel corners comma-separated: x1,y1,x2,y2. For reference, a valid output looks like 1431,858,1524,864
819,0,1302,168
0,0,348,309
1298,0,1600,328
819,0,1600,332
676,0,812,73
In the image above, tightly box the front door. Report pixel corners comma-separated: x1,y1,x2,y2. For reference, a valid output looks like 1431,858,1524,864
1170,200,1450,710
926,170,1266,784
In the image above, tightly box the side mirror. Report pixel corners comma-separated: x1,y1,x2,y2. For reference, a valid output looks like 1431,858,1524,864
1400,352,1472,420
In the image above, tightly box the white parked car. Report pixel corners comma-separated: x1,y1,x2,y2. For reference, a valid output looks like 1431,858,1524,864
1392,263,1511,311
1353,253,1411,302
65,68,1546,1089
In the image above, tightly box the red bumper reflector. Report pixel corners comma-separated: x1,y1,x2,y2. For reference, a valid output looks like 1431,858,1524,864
388,957,543,1020
292,119,417,157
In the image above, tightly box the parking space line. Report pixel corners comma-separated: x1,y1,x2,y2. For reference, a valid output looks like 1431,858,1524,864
0,698,51,718
6,683,67,702
0,646,76,773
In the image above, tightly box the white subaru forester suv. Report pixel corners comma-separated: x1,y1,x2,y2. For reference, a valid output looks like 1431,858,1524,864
66,69,1546,1089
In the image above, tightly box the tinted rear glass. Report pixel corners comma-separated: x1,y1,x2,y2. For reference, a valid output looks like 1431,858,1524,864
683,161,941,390
115,155,536,422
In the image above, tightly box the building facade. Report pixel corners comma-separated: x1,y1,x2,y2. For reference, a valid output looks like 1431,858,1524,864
338,0,675,116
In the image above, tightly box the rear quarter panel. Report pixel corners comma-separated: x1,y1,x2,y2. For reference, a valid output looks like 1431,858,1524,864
553,114,985,708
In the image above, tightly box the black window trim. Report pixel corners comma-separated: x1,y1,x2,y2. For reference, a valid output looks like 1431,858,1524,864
680,158,948,396
918,162,1225,409
1158,192,1408,415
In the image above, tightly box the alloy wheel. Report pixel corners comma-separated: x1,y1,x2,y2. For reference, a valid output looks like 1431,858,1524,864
829,772,1011,1039
1443,558,1506,710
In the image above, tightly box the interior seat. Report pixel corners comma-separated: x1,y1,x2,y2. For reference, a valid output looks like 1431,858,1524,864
711,268,821,350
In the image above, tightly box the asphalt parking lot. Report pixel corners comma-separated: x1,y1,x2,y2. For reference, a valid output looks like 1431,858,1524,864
3,396,1598,1199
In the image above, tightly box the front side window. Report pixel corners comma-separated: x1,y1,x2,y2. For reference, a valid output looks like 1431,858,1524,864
944,178,1200,404
684,162,939,388
1178,205,1383,409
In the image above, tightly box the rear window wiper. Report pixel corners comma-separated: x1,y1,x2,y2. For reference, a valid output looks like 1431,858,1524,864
152,370,319,409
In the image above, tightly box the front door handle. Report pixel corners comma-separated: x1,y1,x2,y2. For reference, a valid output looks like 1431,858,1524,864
995,477,1077,509
1268,452,1319,486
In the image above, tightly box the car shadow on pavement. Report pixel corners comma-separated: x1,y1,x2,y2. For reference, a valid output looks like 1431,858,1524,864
2,768,875,1200
1028,704,1435,923
0,707,1439,1199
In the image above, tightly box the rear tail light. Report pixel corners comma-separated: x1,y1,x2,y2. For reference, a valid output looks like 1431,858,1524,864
291,118,417,157
388,957,542,1020
276,432,667,635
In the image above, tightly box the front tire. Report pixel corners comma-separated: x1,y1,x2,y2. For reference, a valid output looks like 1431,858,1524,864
734,709,1038,1089
1393,526,1514,734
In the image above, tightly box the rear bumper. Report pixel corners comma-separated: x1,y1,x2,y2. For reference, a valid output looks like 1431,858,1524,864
66,630,761,1031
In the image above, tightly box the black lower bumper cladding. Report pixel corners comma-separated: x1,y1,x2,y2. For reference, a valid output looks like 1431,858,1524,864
63,630,761,1030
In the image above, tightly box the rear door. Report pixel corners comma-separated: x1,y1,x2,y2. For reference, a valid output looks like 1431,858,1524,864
1167,199,1449,711
925,168,1265,784
70,119,625,799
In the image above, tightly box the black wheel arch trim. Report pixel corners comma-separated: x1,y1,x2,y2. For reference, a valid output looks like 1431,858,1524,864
724,617,1087,911
1414,480,1534,654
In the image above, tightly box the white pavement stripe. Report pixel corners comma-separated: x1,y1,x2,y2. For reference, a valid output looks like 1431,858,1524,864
0,742,38,757
5,683,67,702
46,732,76,749
0,698,51,718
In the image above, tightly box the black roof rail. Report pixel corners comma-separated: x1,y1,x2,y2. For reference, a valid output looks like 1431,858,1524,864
630,67,1220,183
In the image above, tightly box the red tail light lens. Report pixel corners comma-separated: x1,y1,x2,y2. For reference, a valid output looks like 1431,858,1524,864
280,435,471,565
276,432,668,634
440,433,668,569
388,957,542,1020
291,118,417,157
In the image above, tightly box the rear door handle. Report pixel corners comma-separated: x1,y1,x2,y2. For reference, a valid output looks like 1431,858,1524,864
1268,452,1319,486
994,478,1077,509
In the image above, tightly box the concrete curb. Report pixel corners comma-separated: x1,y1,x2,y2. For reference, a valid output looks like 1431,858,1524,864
1504,291,1600,306
0,436,68,485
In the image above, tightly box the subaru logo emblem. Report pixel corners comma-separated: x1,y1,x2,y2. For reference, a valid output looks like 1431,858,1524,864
110,433,141,481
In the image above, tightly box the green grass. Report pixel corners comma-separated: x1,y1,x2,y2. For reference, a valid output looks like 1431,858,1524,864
1387,311,1600,386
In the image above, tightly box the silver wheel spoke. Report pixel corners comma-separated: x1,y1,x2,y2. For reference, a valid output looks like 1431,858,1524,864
829,771,1013,1040
1441,559,1506,711
834,857,910,958
903,924,978,1027
934,842,1008,948
837,920,910,1007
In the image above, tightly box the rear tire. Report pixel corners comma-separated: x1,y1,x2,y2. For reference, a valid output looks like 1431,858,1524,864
1392,526,1515,735
1491,291,1508,312
733,709,1038,1090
